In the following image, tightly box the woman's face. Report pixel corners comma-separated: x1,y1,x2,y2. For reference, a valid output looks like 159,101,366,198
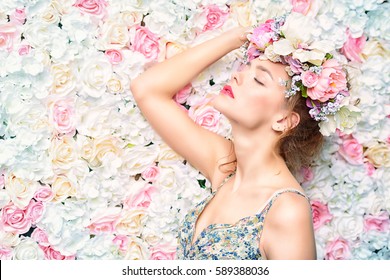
213,58,291,130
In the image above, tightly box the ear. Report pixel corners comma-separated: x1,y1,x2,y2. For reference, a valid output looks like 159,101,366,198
272,112,300,132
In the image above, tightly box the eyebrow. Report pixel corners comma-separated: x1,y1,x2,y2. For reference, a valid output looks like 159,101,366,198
247,61,274,81
256,65,274,81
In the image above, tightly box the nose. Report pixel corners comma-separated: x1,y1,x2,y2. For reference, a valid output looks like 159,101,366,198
231,63,248,85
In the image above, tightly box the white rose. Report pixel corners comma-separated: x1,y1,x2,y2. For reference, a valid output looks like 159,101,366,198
96,20,129,50
77,235,121,260
5,174,39,209
76,96,119,138
78,53,112,98
121,144,159,175
115,208,147,235
334,215,364,241
13,238,45,260
142,227,161,247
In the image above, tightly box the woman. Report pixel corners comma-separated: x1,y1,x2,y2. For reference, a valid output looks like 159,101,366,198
131,13,347,259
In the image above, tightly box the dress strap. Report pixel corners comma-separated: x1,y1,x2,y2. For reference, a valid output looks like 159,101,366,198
212,171,236,194
256,188,309,213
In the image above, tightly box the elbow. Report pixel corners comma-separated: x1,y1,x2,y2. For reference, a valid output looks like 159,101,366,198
130,78,144,103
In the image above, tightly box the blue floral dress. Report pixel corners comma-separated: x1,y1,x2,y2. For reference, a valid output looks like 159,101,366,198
176,173,310,260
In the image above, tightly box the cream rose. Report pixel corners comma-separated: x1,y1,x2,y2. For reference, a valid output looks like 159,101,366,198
364,142,390,168
41,4,60,24
88,136,123,168
118,11,143,27
115,208,146,235
229,1,253,27
124,237,150,260
107,75,125,94
0,231,21,247
50,136,78,170
50,63,76,97
51,175,77,203
5,174,38,209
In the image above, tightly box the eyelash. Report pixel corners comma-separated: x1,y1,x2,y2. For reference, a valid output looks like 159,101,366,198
254,77,264,86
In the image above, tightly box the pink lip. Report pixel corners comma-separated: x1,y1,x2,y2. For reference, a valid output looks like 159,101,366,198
220,85,234,99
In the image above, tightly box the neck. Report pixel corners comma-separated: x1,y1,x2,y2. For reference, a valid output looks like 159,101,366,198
230,123,288,192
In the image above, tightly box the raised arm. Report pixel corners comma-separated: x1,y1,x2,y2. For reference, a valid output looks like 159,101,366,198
130,28,248,184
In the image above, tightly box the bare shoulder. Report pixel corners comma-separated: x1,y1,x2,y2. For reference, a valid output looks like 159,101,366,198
260,190,316,260
269,190,312,225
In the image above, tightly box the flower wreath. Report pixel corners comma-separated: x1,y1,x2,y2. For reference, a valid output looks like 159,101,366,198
244,12,361,136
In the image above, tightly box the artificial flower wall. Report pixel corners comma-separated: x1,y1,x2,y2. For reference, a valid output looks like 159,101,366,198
0,0,389,260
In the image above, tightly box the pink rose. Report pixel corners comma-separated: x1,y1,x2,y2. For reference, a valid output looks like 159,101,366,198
73,0,108,18
31,228,50,246
130,25,160,61
338,137,364,165
49,99,76,135
10,8,26,24
34,185,54,202
364,212,390,232
251,20,274,51
325,237,351,260
188,101,220,133
141,165,160,183
290,0,319,16
125,183,156,209
18,44,31,56
202,5,229,32
301,71,319,88
0,22,21,52
174,84,192,104
113,235,129,252
150,244,176,260
1,203,32,234
26,200,45,224
311,200,333,230
365,162,375,176
41,246,75,260
105,49,123,65
307,59,347,102
341,29,366,63
299,166,314,182
0,247,13,260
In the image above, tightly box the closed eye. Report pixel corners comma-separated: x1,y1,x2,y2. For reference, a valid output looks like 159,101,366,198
254,77,264,86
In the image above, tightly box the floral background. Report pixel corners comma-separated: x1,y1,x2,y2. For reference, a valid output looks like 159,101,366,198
0,0,389,260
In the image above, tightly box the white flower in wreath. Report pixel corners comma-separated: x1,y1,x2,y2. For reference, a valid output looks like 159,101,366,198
319,97,361,137
273,12,335,65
